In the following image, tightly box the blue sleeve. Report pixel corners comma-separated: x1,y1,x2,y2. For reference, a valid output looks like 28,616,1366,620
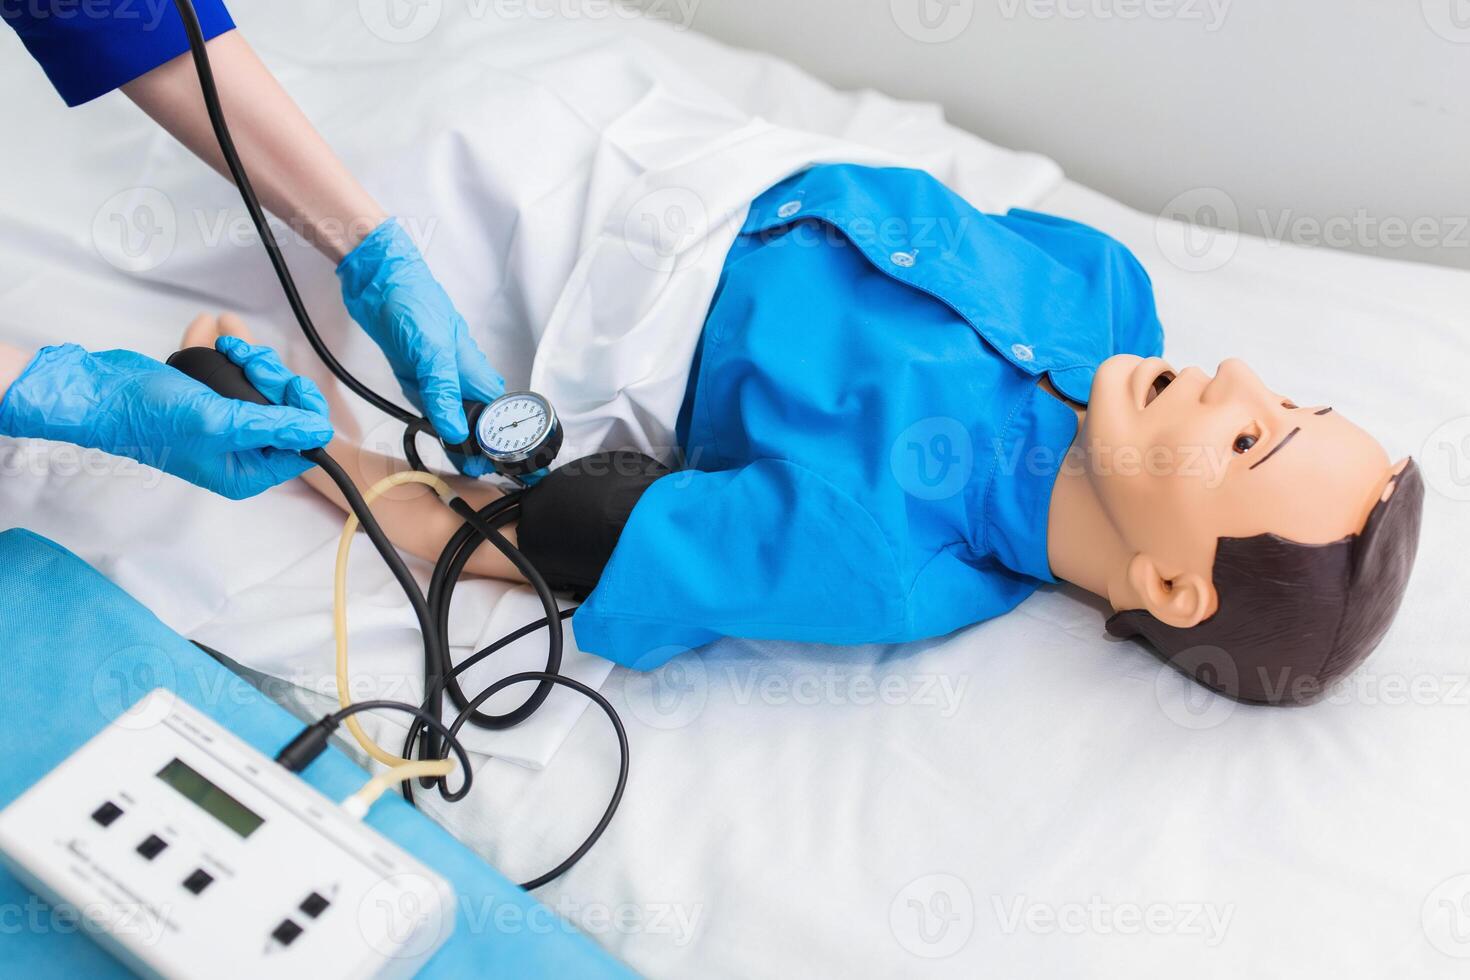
571,460,907,671
3,0,235,107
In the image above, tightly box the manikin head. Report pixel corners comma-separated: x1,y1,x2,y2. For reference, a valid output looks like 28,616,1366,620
1076,355,1423,705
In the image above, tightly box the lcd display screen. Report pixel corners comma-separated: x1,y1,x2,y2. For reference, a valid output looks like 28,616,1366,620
156,758,264,839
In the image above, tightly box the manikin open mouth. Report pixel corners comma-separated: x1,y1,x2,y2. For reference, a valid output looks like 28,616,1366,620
1144,369,1176,408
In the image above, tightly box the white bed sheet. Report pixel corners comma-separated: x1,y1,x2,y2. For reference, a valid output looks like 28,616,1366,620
2,5,1468,979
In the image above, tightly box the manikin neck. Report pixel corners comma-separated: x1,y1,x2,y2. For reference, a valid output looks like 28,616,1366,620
1039,381,1139,611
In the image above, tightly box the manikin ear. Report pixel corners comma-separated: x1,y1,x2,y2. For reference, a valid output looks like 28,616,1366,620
1126,554,1217,629
1381,457,1411,504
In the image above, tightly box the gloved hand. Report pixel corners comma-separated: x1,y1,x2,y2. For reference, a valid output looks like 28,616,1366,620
0,342,333,500
337,218,505,477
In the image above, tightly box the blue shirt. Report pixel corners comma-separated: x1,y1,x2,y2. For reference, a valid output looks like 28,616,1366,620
4,0,234,107
573,164,1164,671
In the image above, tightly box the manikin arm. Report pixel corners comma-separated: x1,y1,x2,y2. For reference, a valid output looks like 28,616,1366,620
176,311,523,580
300,439,527,583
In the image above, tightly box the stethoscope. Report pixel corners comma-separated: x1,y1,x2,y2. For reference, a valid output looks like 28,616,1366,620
164,0,624,892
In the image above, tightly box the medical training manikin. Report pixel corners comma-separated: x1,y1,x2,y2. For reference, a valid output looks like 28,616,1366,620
214,164,1423,707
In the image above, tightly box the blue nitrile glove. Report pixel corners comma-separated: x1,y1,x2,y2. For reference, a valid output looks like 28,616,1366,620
0,342,332,500
337,218,505,477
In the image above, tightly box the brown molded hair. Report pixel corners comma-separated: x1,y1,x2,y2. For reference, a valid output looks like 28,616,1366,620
1105,460,1425,705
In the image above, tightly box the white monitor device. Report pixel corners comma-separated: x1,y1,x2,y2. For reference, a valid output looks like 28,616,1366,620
0,689,456,979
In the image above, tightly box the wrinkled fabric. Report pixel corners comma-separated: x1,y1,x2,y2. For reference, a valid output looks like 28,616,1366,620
0,339,331,499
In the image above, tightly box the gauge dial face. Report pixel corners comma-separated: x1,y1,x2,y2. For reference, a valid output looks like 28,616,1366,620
477,393,553,459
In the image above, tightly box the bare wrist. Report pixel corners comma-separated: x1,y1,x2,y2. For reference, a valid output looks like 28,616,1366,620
0,345,36,404
320,208,389,265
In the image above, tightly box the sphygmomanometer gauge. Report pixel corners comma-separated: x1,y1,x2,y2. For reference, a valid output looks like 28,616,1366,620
471,391,563,478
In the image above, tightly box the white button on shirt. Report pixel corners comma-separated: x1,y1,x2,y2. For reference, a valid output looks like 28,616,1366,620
891,251,916,268
777,200,802,219
1011,343,1035,362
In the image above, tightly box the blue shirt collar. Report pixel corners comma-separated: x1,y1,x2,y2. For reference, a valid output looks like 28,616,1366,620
741,169,1129,406
979,382,1081,584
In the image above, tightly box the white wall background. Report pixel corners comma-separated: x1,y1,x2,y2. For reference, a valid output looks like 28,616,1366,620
642,0,1470,270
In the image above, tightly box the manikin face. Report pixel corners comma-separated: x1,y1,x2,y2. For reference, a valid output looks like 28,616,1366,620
1079,354,1399,625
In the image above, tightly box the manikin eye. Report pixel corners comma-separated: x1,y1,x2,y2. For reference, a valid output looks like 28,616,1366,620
1233,420,1263,455
1144,370,1175,407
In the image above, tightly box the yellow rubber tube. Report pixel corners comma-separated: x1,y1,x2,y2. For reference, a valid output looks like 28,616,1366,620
346,760,458,816
334,469,457,780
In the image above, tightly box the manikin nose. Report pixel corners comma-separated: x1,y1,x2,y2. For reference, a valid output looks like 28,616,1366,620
1201,358,1267,405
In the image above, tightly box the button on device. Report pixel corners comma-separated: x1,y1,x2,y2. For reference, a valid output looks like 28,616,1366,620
91,801,124,827
136,835,168,860
183,869,214,895
299,892,330,918
272,919,303,946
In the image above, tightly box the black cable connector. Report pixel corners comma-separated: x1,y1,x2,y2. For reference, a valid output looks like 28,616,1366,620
274,702,475,790
274,718,338,773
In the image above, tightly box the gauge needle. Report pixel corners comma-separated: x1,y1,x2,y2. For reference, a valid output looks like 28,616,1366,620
498,415,541,432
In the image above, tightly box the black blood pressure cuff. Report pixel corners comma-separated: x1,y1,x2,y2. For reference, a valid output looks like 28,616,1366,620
516,452,673,598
